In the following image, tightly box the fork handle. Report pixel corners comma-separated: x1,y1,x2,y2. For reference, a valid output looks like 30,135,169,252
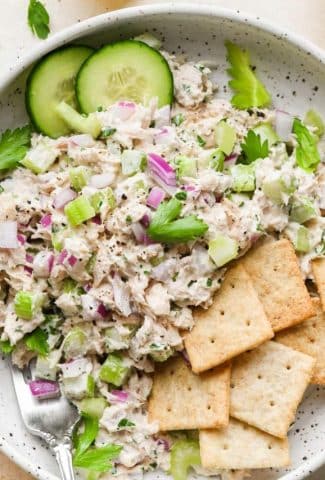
53,441,75,480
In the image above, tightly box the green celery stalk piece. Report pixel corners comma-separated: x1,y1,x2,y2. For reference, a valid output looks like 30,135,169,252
208,233,239,267
63,327,87,358
290,198,316,224
69,166,92,191
170,439,201,480
209,148,225,172
14,291,44,320
56,101,101,138
253,123,279,146
230,163,255,192
304,109,325,138
215,120,236,155
79,398,107,419
64,195,96,227
121,150,147,176
293,118,320,173
295,225,310,253
262,178,294,205
99,354,130,387
175,155,197,179
148,215,208,244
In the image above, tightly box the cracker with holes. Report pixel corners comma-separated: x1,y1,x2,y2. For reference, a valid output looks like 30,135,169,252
312,257,325,311
276,298,325,384
241,239,315,332
230,341,315,438
148,355,230,430
184,264,273,373
199,418,290,469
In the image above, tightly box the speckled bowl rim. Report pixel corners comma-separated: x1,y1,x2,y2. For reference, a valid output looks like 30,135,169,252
0,3,324,480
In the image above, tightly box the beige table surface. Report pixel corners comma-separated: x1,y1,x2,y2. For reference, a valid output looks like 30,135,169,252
0,0,324,479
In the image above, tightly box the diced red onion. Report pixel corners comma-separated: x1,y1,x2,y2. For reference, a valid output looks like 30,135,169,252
111,101,136,121
69,134,95,148
148,153,177,194
89,173,114,189
91,215,102,225
67,255,77,267
40,214,52,228
275,109,293,141
140,213,151,228
81,294,103,321
225,153,238,166
157,438,171,452
146,187,165,209
53,188,77,209
110,389,129,403
33,251,55,278
48,254,55,273
131,222,147,243
84,283,92,292
154,105,171,128
26,254,34,264
24,266,33,275
17,234,26,245
29,380,60,400
154,127,175,145
57,249,68,265
0,221,18,249
97,303,109,318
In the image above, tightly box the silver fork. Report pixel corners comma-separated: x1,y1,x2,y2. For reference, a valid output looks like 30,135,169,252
10,360,80,480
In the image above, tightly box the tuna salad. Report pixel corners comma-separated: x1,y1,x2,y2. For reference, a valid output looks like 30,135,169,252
0,33,324,480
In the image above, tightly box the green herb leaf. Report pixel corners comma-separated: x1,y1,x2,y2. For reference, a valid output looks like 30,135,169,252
73,444,122,472
28,0,50,39
0,125,32,171
197,135,206,147
175,191,187,201
118,418,135,428
24,328,49,356
172,113,184,126
0,340,14,354
225,41,271,109
293,118,320,173
102,128,117,138
74,415,99,457
239,130,269,164
148,198,208,244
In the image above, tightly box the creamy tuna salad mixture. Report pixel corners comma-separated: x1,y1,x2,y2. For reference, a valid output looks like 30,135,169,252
0,35,324,480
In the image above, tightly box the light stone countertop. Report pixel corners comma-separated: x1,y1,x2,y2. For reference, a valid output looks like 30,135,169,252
0,1,324,479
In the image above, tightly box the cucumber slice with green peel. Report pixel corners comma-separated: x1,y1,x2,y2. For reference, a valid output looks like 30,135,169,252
26,45,94,138
76,40,174,113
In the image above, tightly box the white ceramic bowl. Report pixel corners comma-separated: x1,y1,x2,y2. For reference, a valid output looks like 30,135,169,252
0,3,324,480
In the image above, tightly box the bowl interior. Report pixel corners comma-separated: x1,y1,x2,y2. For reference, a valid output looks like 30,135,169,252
0,5,325,480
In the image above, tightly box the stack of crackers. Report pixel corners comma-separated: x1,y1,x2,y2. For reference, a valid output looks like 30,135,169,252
148,239,325,472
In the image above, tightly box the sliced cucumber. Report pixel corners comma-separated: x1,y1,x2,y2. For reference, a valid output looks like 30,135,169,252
76,40,173,113
26,45,94,138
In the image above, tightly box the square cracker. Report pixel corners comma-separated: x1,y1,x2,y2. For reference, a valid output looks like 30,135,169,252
200,418,290,469
148,355,230,431
241,239,315,332
276,298,325,384
184,264,273,373
230,341,315,438
312,258,325,311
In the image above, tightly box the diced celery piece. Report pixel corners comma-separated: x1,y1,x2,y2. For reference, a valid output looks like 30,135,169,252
215,120,236,155
262,178,295,205
208,233,239,267
51,227,67,252
86,254,97,274
170,439,201,480
209,148,225,172
21,144,58,174
87,375,96,397
90,187,116,214
290,198,317,224
175,155,197,179
14,291,44,320
105,326,134,352
35,349,61,381
99,354,131,387
149,344,173,362
63,327,88,358
121,150,147,176
69,166,92,192
134,33,162,50
304,109,325,138
63,373,91,400
79,397,107,419
253,123,279,146
230,164,255,192
295,225,310,253
65,196,95,227
56,101,101,138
